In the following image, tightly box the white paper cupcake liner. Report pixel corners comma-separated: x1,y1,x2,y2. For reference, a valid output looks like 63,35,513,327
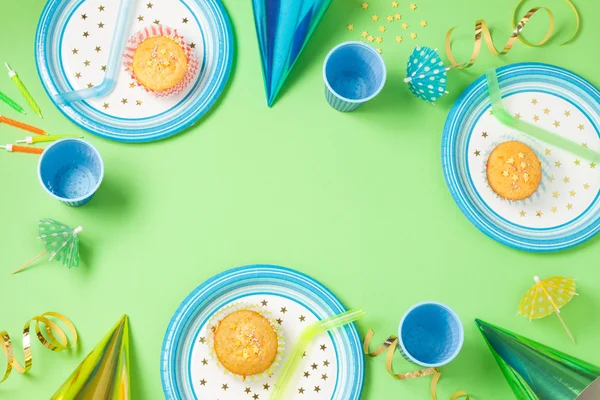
123,25,199,97
205,302,285,381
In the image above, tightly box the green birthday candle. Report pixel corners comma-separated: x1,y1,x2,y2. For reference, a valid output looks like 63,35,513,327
5,63,42,118
0,89,25,114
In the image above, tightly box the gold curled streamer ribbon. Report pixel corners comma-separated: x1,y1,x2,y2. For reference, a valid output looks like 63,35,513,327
514,0,580,46
364,329,469,400
445,7,554,69
0,312,77,383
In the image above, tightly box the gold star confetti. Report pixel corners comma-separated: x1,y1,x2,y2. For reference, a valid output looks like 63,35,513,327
569,190,576,197
361,2,369,9
553,191,559,198
519,210,526,217
591,162,597,169
555,161,561,167
222,383,228,391
321,374,328,381
563,176,570,183
553,120,560,127
392,1,398,6
314,386,321,393
276,318,283,325
261,299,268,306
298,388,305,394
372,14,379,21
99,5,105,11
311,363,318,370
514,113,521,119
584,183,590,190
121,98,128,104
566,203,573,210
410,3,417,10
323,360,330,367
489,109,493,115
564,110,571,117
98,22,104,28
394,13,401,20
182,17,189,24
420,20,427,27
482,132,488,138
87,83,93,88
199,337,206,344
75,72,81,79
200,379,207,386
543,108,550,114
536,210,543,217
347,24,354,30
320,344,327,351
252,394,259,400
84,60,90,67
81,13,88,20
531,98,538,105
138,15,144,22
545,149,551,155
502,170,509,177
376,36,383,43
506,157,514,164
551,206,558,213
410,32,417,39
280,307,287,313
533,115,540,122
574,159,580,165
549,175,555,182
474,150,481,156
136,99,143,106
387,15,394,22
578,124,585,131
72,48,79,55
101,65,107,71
367,35,374,42
303,371,310,378
129,82,136,88
153,19,160,24
245,387,252,394
395,35,403,43
299,315,306,322
147,2,153,8
190,42,196,48
361,31,368,37
402,22,409,29
376,48,383,54
582,143,588,148
83,31,89,37
102,102,109,109
95,46,101,53
264,383,270,390
379,26,386,32
302,351,306,358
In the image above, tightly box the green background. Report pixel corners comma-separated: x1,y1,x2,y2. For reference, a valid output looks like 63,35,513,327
1,0,598,398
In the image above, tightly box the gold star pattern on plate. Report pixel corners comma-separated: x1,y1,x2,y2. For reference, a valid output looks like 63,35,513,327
245,387,252,394
553,191,559,198
545,149,551,155
101,65,107,71
553,120,560,127
410,3,417,10
147,2,153,8
514,113,521,119
361,2,369,9
555,161,561,168
519,210,526,217
298,387,305,394
551,206,558,213
482,131,488,138
395,35,403,43
84,60,90,67
323,360,330,367
531,98,538,105
261,299,268,306
200,379,207,386
190,42,196,48
138,15,144,22
81,13,88,20
87,83,94,88
549,175,555,182
303,371,310,378
129,82,136,89
95,46,102,53
263,383,270,390
302,351,307,358
376,36,383,43
387,15,394,22
311,363,318,370
320,344,327,351
121,98,128,104
321,374,328,380
199,336,206,344
252,394,259,400
83,31,89,37
543,108,550,114
314,386,321,393
420,20,427,27
402,22,409,29
474,150,480,156
410,32,417,39
533,115,540,122
392,1,398,6
154,19,160,25
582,143,588,148
536,210,543,217
569,190,576,197
372,14,379,21
280,307,287,313
98,22,104,28
563,176,570,183
136,99,143,106
584,183,590,190
376,48,383,54
275,318,283,325
222,383,229,391
574,159,580,165
591,162,597,169
379,26,386,32
394,13,401,20
201,358,208,365
361,31,368,37
182,17,189,24
566,203,573,210
564,110,571,117
347,24,354,30
72,48,78,55
367,35,374,42
102,102,109,109
299,315,306,322
98,5,105,11
578,124,585,131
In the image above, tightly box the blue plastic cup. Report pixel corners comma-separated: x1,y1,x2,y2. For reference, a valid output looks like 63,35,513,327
323,41,386,112
38,139,104,206
397,301,464,367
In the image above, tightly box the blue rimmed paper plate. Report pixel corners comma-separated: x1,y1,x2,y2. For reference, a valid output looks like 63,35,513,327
443,63,600,252
161,265,364,400
35,0,233,142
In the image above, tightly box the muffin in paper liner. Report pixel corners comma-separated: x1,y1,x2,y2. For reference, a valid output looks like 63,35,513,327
123,25,199,97
205,302,285,381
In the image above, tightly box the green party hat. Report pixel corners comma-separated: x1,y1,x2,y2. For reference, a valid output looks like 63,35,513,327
52,315,130,400
475,319,600,399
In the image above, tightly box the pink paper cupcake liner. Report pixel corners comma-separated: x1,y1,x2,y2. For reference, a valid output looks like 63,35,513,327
123,25,199,97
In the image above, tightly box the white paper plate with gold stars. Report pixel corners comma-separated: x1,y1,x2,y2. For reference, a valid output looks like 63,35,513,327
443,63,600,252
35,0,233,142
161,265,364,400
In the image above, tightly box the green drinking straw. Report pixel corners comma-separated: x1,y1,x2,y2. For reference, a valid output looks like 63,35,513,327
269,308,366,400
5,63,42,118
0,89,25,114
486,69,600,164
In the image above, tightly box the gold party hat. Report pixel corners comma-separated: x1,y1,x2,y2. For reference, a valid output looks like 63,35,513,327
52,315,130,400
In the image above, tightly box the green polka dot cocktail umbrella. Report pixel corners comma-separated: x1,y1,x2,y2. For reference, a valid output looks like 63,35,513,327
13,218,82,274
404,46,449,103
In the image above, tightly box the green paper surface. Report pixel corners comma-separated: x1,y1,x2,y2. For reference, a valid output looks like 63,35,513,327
1,0,600,399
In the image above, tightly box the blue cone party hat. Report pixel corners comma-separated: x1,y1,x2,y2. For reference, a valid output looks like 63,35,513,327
475,319,600,399
252,0,332,107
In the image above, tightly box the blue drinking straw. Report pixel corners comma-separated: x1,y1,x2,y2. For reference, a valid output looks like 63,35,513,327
55,0,135,104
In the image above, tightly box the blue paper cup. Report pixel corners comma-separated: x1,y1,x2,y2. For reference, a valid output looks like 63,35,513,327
397,301,464,367
38,138,104,206
323,41,386,112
